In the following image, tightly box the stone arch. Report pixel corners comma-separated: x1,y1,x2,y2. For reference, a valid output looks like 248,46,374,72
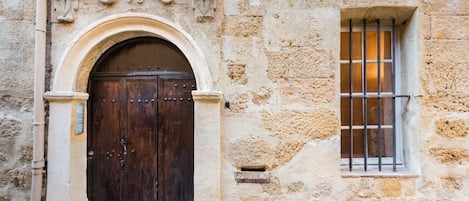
45,13,221,201
51,13,214,92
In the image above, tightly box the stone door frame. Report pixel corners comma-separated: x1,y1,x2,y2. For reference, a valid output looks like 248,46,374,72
44,13,221,201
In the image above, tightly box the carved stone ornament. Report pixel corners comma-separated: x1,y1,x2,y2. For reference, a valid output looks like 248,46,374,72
55,0,79,23
126,0,144,4
99,0,115,5
99,0,172,5
192,0,216,22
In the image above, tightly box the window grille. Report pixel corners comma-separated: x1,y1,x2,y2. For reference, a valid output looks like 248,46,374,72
340,19,410,172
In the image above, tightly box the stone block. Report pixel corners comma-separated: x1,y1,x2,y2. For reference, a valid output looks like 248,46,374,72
422,0,469,15
264,9,338,50
225,93,249,113
261,109,339,140
0,1,33,20
222,36,260,63
261,176,282,195
261,0,339,9
267,47,335,81
0,20,35,92
0,152,6,163
227,63,247,84
274,141,305,168
427,40,469,64
0,67,34,93
423,14,432,40
223,15,263,37
342,0,417,8
222,0,240,16
279,78,335,105
0,167,31,189
425,63,469,95
18,146,32,163
401,178,416,196
423,92,469,113
432,16,469,40
287,181,304,193
240,196,265,201
435,119,468,138
428,147,469,164
0,114,22,142
251,87,271,105
236,0,264,16
441,176,463,190
375,178,402,197
0,93,33,112
228,137,275,169
345,178,377,199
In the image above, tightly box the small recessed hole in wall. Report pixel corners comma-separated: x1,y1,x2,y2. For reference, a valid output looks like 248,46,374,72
240,165,266,172
224,101,230,109
235,165,270,183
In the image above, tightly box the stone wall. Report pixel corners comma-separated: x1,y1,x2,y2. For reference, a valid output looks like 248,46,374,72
220,0,468,200
1,0,469,200
0,0,35,200
418,0,469,199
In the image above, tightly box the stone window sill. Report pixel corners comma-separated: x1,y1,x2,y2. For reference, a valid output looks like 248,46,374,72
341,166,419,178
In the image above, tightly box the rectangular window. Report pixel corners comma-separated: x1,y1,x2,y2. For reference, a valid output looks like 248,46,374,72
340,19,409,172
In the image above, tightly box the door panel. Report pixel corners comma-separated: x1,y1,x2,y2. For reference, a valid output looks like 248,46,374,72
158,79,195,201
88,76,194,201
88,79,123,201
125,78,158,201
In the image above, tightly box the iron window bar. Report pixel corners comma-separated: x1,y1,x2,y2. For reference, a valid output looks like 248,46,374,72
362,19,368,172
342,125,394,129
391,19,397,172
348,19,354,172
344,18,410,172
377,19,382,171
340,59,393,64
340,93,410,98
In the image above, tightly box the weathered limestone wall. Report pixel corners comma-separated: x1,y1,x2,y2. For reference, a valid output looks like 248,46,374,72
1,0,469,200
0,0,35,200
221,1,345,200
418,0,469,199
220,0,468,200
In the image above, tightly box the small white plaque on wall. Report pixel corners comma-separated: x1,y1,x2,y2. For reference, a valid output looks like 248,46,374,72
75,103,84,135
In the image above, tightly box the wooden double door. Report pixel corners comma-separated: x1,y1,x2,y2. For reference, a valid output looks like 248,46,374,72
87,74,195,201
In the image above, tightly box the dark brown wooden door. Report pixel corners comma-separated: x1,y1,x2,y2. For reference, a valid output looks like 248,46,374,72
158,78,195,201
124,78,159,201
88,78,123,201
87,76,194,201
87,37,195,201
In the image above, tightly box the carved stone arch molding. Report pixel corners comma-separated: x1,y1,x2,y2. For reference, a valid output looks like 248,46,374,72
45,13,222,201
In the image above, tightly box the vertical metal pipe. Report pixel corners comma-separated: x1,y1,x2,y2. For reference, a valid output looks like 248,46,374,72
377,19,382,171
362,19,368,171
31,0,47,200
348,19,353,171
391,19,397,172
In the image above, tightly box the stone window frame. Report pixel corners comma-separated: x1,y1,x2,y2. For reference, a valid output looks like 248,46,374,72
339,20,405,172
340,7,421,175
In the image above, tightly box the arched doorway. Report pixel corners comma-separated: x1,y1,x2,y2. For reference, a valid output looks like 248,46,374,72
87,37,195,200
44,13,221,201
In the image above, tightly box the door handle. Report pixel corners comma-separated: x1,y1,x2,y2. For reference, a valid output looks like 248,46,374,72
120,138,127,155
